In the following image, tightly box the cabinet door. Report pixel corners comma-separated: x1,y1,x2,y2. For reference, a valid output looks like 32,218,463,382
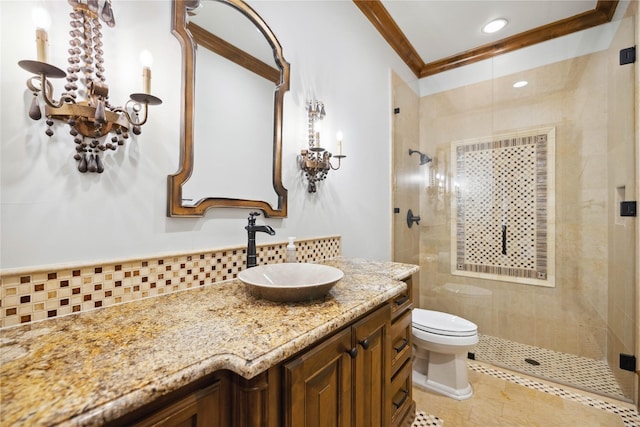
132,379,230,427
352,304,390,427
283,328,353,427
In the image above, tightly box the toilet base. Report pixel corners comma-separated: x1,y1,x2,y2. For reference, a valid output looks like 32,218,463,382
413,369,473,400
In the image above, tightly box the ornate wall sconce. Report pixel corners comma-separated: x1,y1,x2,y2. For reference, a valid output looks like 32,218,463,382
298,100,346,192
18,0,162,174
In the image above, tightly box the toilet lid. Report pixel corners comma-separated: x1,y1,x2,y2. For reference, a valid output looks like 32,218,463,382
412,309,477,337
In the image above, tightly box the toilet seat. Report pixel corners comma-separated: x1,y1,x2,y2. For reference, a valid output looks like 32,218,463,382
412,309,477,337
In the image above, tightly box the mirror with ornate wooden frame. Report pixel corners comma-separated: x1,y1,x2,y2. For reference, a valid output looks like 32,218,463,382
168,0,289,217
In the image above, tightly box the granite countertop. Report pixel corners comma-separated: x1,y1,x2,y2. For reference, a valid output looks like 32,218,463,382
0,258,418,426
323,257,419,281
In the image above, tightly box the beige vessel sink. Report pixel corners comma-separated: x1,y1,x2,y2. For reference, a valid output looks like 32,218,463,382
238,263,344,302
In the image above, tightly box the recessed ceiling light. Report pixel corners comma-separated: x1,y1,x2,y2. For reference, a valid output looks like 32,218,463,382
513,80,528,88
482,18,508,34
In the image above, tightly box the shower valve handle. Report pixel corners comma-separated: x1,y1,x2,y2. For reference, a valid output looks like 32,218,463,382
407,209,421,228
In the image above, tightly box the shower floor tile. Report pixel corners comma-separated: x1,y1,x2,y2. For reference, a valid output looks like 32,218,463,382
474,334,628,401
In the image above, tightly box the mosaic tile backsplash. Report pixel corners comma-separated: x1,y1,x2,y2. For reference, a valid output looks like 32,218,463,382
0,236,341,328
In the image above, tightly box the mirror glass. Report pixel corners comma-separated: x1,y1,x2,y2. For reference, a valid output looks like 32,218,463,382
168,0,289,217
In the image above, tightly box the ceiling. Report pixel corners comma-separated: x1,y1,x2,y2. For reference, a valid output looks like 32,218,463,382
354,0,621,78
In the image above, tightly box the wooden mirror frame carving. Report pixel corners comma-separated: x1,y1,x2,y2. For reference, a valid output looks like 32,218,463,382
168,0,290,217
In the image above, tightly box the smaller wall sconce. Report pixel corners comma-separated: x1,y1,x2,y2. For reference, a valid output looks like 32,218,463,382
18,1,162,174
298,100,346,193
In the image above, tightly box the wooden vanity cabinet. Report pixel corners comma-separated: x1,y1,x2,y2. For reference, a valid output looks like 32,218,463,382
118,368,280,427
111,278,416,427
123,372,232,427
387,276,416,427
283,304,390,427
353,304,390,426
282,327,353,426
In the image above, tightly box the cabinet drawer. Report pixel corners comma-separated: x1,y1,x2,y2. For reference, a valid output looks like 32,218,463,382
390,309,412,376
389,358,413,427
390,279,412,320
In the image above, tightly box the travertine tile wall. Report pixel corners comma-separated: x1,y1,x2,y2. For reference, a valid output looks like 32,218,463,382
606,5,638,401
0,236,341,329
635,1,640,404
391,72,421,300
419,54,613,357
417,12,637,401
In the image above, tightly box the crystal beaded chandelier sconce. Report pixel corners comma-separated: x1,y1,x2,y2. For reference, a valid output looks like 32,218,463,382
18,0,162,174
298,100,346,193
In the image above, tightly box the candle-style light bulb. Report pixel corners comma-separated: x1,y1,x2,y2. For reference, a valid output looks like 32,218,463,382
336,131,343,155
139,50,154,94
315,121,322,148
32,7,51,63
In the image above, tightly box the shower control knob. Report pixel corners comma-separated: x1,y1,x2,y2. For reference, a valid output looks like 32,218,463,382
407,209,421,228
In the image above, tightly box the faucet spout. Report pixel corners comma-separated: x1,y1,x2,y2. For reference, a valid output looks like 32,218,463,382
245,212,276,268
252,225,276,235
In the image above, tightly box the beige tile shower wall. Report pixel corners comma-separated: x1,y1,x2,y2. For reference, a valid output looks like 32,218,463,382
391,72,421,300
0,236,341,329
392,73,420,264
419,51,612,361
606,5,637,401
635,0,640,405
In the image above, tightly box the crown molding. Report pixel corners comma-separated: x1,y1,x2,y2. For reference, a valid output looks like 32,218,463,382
353,0,619,78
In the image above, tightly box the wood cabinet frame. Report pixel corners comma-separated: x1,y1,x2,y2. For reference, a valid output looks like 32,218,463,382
109,278,416,427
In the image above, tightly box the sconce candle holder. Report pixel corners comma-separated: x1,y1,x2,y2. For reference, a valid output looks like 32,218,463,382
18,0,162,174
298,100,345,192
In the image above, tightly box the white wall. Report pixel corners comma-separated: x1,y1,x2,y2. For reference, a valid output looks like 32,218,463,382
0,0,417,270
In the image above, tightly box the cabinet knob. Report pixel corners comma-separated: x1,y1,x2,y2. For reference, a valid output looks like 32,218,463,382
359,338,370,350
347,347,358,358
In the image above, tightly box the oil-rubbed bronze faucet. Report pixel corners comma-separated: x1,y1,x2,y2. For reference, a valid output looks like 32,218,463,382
245,212,275,268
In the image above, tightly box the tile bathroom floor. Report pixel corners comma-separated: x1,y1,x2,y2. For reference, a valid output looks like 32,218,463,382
412,361,640,427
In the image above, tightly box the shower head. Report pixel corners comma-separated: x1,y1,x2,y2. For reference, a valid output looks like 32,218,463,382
408,149,432,165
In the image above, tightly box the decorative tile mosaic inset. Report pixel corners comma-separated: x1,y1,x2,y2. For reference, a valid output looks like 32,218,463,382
0,236,341,329
451,128,555,287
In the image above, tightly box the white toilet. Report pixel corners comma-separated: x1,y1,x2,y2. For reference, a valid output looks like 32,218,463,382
412,309,478,400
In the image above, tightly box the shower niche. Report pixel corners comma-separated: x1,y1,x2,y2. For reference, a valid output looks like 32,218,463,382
450,127,556,287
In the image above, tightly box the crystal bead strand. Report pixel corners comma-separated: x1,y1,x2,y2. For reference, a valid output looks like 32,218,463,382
93,18,105,84
70,7,91,170
81,9,94,99
68,9,83,154
90,13,107,172
64,10,81,101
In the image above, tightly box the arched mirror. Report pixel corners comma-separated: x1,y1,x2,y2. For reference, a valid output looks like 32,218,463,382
168,0,289,217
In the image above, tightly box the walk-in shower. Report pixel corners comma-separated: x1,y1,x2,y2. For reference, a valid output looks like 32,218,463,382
392,9,637,403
